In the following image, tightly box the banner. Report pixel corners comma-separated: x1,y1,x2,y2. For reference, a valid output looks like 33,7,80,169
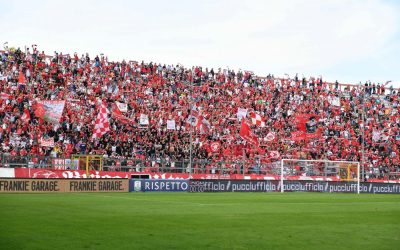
1,92,10,100
293,114,321,140
237,108,247,120
52,159,79,170
129,179,189,192
67,179,129,192
35,100,65,124
167,119,176,130
189,180,400,194
14,168,130,179
140,114,149,125
40,137,54,147
0,179,129,193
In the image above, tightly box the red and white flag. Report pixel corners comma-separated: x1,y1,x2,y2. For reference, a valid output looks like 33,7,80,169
111,103,134,125
21,109,30,123
0,92,10,100
115,101,128,112
249,112,265,127
265,132,276,142
92,102,110,140
269,151,280,159
186,110,199,127
197,115,210,134
239,119,259,146
237,108,247,120
210,141,221,154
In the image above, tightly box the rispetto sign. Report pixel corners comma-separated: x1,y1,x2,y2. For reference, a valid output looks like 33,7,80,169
129,179,189,192
0,179,129,193
189,180,400,194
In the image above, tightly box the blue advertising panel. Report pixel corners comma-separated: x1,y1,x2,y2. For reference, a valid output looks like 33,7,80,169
188,180,400,194
129,179,189,192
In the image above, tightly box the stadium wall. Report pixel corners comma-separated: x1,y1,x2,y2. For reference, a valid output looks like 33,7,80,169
0,179,129,193
3,167,400,183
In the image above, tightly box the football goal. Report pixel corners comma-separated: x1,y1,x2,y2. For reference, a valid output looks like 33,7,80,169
280,159,360,194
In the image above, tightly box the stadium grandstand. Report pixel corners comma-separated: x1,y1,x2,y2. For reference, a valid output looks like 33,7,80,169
0,45,399,182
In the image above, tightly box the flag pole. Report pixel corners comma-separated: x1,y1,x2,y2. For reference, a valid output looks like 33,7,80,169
361,84,365,182
189,69,193,176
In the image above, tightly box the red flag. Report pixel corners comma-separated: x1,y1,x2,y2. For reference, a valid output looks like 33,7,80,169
294,114,321,140
18,71,27,85
210,141,221,154
111,103,135,125
295,115,308,132
240,120,259,146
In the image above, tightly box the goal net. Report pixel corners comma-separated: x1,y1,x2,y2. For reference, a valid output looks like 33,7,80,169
280,159,360,194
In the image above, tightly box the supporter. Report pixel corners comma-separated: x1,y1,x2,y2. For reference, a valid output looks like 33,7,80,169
0,45,399,180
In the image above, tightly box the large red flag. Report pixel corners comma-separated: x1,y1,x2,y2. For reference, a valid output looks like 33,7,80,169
294,114,322,140
239,120,259,146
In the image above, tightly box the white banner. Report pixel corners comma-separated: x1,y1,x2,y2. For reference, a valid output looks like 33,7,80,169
140,114,149,125
40,137,55,147
237,108,247,120
167,119,176,130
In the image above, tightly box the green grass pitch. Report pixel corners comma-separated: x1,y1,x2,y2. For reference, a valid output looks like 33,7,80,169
0,192,399,250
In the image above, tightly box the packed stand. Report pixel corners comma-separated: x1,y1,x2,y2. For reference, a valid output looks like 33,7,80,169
0,45,399,180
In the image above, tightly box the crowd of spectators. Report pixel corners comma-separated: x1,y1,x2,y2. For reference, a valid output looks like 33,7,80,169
0,45,399,180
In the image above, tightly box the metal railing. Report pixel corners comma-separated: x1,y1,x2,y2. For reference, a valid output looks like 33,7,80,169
0,154,282,175
1,154,399,180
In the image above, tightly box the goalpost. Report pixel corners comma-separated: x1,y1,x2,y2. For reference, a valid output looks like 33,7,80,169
280,159,360,194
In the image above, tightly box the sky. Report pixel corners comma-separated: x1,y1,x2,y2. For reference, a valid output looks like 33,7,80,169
1,0,399,87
